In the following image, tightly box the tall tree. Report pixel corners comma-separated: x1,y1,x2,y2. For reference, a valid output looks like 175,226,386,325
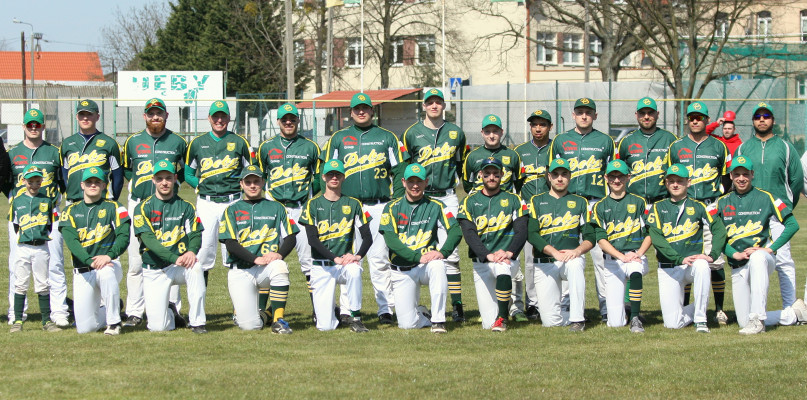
99,3,170,72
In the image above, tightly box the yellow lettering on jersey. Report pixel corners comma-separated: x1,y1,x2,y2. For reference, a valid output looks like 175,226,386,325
689,163,719,185
398,229,433,251
474,211,513,235
199,155,240,179
18,213,50,231
417,142,456,166
605,216,642,241
725,221,764,245
268,163,310,189
661,219,700,243
343,149,387,177
537,211,579,235
629,156,665,184
238,225,279,247
154,225,187,247
567,155,603,177
66,150,107,176
317,217,354,241
76,223,113,246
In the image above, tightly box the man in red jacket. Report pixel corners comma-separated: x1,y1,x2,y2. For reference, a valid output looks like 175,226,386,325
706,111,741,192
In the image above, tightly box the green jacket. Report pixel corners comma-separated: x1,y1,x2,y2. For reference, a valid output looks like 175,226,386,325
735,135,804,209
549,129,615,199
9,192,53,243
133,195,203,268
298,194,369,260
7,142,63,204
647,197,725,266
219,198,299,269
257,135,321,203
668,135,727,201
402,121,467,192
378,196,461,266
185,131,253,196
527,191,594,258
515,140,551,201
457,189,528,258
617,128,677,200
462,145,521,193
60,132,122,202
60,199,131,268
591,193,648,252
122,130,187,201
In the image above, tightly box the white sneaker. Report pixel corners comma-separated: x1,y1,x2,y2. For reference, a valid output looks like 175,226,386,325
715,310,729,326
695,322,710,333
739,314,765,335
104,324,121,336
53,318,71,328
791,299,807,323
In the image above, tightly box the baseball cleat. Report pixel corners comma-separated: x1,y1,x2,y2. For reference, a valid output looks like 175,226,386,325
311,312,317,325
53,318,71,328
271,319,293,335
42,321,62,332
122,315,142,328
694,322,710,333
511,311,528,323
416,305,432,320
190,325,208,334
339,314,352,328
491,317,507,332
629,316,644,333
739,314,765,335
104,324,121,336
378,313,394,325
169,303,187,328
430,322,447,334
9,322,22,333
568,321,585,332
715,310,729,326
525,305,540,321
790,299,807,323
8,315,27,325
349,317,370,333
451,304,466,323
600,314,608,324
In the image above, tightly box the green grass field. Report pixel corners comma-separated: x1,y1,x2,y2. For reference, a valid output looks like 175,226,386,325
2,187,807,399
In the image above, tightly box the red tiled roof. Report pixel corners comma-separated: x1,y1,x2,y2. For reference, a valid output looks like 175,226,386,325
0,51,104,82
296,88,422,109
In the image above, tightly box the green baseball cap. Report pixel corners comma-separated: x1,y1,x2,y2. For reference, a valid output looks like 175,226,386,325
76,99,99,114
548,158,569,172
482,114,502,129
574,97,596,111
23,108,45,125
605,160,630,175
686,101,708,116
23,165,43,179
209,100,230,116
751,101,774,118
277,103,299,119
527,109,552,123
82,167,108,182
152,160,176,175
350,92,373,108
144,98,166,112
424,88,444,102
404,163,428,180
637,97,657,111
240,165,263,180
729,155,754,172
665,163,690,179
322,159,346,176
480,157,503,171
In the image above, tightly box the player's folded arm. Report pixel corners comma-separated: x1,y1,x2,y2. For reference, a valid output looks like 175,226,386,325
526,217,549,253
381,230,420,265
356,224,373,257
137,230,180,265
648,225,684,265
770,214,799,252
302,224,339,261
222,239,258,264
60,225,95,266
505,216,529,256
439,223,463,258
107,220,131,260
277,233,297,259
458,218,490,261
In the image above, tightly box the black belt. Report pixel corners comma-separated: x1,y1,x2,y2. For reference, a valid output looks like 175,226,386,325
227,264,256,270
658,262,675,268
533,257,556,264
74,267,94,274
391,264,417,272
313,260,337,267
20,240,47,246
200,193,240,203
425,190,447,197
282,199,305,208
359,198,388,205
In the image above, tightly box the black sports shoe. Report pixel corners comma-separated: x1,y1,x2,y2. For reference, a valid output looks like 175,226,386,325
569,321,585,332
122,315,142,328
350,317,369,333
169,303,187,328
190,325,208,334
451,304,466,323
378,313,394,325
339,314,352,328
525,305,540,321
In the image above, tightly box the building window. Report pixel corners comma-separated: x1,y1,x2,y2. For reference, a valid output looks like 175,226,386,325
536,32,555,64
391,37,405,66
589,36,601,66
715,12,728,38
346,38,363,67
797,76,807,103
801,10,807,43
563,33,582,65
757,11,771,41
416,35,435,65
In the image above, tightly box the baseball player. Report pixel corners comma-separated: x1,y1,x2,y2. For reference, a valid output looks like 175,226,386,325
257,103,321,319
457,157,529,332
515,109,553,321
378,163,461,333
298,160,373,332
219,165,298,333
7,109,68,327
402,88,468,322
8,166,60,332
60,167,129,335
647,164,726,333
590,160,652,333
132,161,206,333
321,92,409,325
549,98,614,322
714,156,807,334
185,101,252,285
121,98,188,327
734,102,804,310
527,158,594,331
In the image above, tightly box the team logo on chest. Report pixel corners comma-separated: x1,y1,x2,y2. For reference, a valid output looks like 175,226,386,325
342,205,352,214
502,156,511,165
500,199,509,207
567,201,576,208
96,140,106,147
627,204,636,214
449,131,457,139
39,203,48,213
227,143,235,151
98,209,107,219
686,207,695,216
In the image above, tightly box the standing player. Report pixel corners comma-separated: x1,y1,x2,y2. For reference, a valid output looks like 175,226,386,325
590,161,652,333
60,168,129,335
7,109,68,327
257,103,320,318
8,166,60,332
132,161,206,333
402,89,468,322
549,98,614,322
378,163,461,333
458,158,529,332
515,109,553,321
734,102,804,310
527,158,594,331
647,164,725,333
219,165,298,333
706,110,741,189
185,101,252,285
321,92,408,325
299,160,373,332
121,98,188,327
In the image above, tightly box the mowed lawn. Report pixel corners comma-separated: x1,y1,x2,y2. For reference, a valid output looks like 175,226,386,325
1,187,807,399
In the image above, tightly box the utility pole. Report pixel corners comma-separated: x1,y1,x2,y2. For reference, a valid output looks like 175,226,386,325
20,32,27,112
327,6,334,93
285,0,295,101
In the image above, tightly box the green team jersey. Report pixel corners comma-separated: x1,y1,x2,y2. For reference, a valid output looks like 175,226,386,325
9,192,53,243
186,131,253,196
321,124,408,201
132,195,203,268
219,198,299,269
59,199,130,268
60,132,122,202
462,145,521,193
647,197,724,265
591,194,648,252
122,130,188,201
735,136,804,209
668,135,728,201
7,142,63,204
257,135,321,203
298,194,370,260
528,191,591,257
378,196,458,266
401,121,467,192
549,129,615,199
515,140,551,201
617,128,677,200
457,190,528,258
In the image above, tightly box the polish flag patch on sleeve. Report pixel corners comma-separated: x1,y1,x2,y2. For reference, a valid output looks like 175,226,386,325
289,218,297,225
364,211,371,219
774,199,787,212
117,206,129,219
195,216,202,224
706,203,718,216
445,211,454,219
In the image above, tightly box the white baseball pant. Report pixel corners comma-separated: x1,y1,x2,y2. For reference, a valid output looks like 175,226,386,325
533,256,586,327
587,198,607,317
390,260,447,329
349,201,392,316
143,263,206,331
769,217,796,308
433,192,461,273
196,196,239,271
7,222,27,321
601,255,648,328
47,210,69,324
522,241,538,309
472,261,517,329
731,250,799,328
227,260,290,331
286,206,313,275
14,243,50,295
73,261,123,334
657,259,710,329
310,260,362,331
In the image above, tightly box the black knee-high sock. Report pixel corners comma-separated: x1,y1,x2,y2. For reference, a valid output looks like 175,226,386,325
683,283,692,307
628,272,642,319
711,268,725,311
495,275,512,319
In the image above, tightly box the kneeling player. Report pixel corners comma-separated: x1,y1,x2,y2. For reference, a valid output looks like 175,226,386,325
378,164,461,333
132,161,206,333
299,160,372,332
458,157,528,332
591,160,652,333
527,159,594,332
648,164,725,333
219,166,298,333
